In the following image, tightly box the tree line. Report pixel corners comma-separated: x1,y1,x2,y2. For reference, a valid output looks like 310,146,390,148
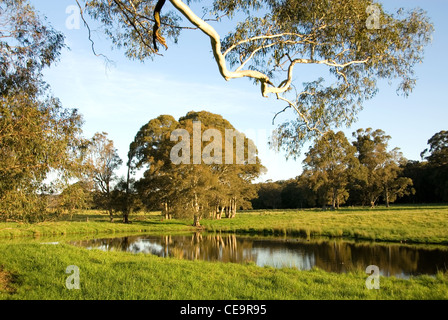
18,111,265,225
253,129,448,210
0,1,441,223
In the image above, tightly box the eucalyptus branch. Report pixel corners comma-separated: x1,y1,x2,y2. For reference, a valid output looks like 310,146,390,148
169,0,273,95
123,0,197,30
276,94,322,134
235,41,279,72
273,90,321,133
272,105,291,125
223,33,305,57
75,0,114,64
112,0,159,54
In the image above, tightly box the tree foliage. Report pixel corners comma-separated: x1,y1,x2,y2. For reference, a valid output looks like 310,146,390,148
0,0,84,222
253,128,419,209
80,132,123,221
352,128,413,207
59,181,93,215
303,130,358,209
406,130,448,203
129,111,265,225
81,0,433,157
421,131,448,166
0,0,65,96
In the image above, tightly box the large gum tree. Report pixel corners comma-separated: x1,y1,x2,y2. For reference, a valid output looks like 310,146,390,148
80,0,433,155
128,111,264,226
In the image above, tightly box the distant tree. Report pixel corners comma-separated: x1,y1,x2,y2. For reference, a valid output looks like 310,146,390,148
352,128,413,207
303,131,358,209
177,111,264,222
421,131,448,166
419,130,448,202
252,181,284,209
400,161,431,203
280,178,316,209
279,180,300,209
81,132,122,222
379,148,414,207
108,177,143,222
59,181,93,217
0,0,83,222
81,0,433,157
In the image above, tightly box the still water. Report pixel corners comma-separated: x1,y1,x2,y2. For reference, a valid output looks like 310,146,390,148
70,233,448,279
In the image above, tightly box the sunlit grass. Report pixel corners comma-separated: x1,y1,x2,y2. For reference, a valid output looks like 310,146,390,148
1,205,448,244
0,210,193,239
1,205,447,300
202,205,448,244
0,243,447,300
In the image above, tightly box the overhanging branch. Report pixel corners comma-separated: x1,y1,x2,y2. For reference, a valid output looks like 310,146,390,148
166,0,369,135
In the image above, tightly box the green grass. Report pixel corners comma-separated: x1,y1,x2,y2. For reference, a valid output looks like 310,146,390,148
1,205,448,300
203,205,448,244
2,205,448,244
0,210,194,239
1,242,447,300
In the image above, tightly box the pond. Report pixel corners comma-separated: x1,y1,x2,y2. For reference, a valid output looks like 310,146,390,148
69,233,448,279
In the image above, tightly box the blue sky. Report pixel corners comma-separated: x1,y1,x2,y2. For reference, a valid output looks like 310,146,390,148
30,0,448,182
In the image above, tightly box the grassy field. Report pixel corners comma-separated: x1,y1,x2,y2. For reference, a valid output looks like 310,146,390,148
203,205,448,244
1,205,448,244
1,242,447,300
0,211,193,239
1,205,448,300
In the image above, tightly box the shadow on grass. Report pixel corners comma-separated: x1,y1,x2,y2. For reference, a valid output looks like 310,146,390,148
58,213,108,222
58,211,191,225
0,268,21,295
132,219,192,228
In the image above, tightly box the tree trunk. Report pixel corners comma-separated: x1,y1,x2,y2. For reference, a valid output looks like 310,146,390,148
214,206,220,220
385,189,390,208
164,202,170,220
192,193,201,227
230,198,237,218
123,160,131,224
218,206,224,220
193,215,201,227
369,194,376,208
123,212,129,223
104,182,114,222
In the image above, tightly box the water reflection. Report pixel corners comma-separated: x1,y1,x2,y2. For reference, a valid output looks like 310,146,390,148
70,233,448,279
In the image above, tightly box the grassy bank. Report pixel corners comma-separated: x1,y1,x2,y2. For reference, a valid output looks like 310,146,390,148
1,205,448,244
0,211,194,239
1,242,447,300
1,205,448,300
202,205,448,244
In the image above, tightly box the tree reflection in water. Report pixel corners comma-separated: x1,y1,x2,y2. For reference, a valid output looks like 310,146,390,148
70,234,448,279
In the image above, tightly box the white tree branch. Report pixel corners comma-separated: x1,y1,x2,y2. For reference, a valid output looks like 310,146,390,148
168,0,369,126
235,41,279,72
169,0,272,96
275,93,322,134
223,33,305,57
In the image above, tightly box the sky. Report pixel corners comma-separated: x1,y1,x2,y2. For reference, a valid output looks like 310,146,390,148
28,0,448,182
